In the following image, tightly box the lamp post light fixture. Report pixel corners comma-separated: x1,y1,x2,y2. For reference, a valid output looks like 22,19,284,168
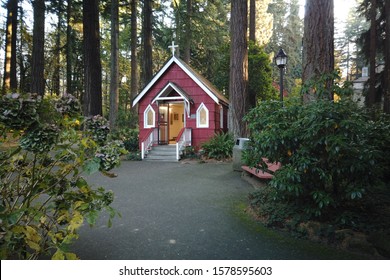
274,48,288,102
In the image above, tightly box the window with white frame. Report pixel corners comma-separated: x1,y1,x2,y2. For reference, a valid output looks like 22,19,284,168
220,106,224,129
196,103,209,128
144,105,155,128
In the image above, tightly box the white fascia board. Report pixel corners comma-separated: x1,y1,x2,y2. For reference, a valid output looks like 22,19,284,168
173,57,220,104
132,56,220,107
132,56,176,107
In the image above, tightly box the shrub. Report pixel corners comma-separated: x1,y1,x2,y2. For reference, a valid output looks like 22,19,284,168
0,94,120,259
84,115,110,145
0,93,41,130
201,132,234,160
244,97,390,219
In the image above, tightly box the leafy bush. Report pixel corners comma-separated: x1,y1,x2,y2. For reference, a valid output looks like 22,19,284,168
19,124,60,153
84,115,110,145
109,128,139,152
54,93,81,117
95,140,128,171
0,94,120,259
244,97,390,218
0,93,41,130
201,132,234,160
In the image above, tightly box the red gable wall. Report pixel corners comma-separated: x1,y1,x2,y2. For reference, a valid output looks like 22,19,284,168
138,62,228,149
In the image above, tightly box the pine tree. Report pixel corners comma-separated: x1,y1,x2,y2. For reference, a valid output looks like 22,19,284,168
302,0,334,101
31,0,46,96
229,0,248,138
83,0,102,116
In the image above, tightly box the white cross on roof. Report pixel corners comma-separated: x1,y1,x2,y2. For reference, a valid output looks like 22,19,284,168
168,41,179,56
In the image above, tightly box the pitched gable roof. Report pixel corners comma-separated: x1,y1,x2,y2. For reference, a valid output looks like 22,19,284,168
132,56,229,107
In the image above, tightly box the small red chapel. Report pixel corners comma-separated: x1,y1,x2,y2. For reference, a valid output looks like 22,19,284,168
132,45,229,160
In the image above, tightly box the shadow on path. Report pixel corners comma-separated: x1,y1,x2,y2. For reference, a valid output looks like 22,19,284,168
72,161,360,260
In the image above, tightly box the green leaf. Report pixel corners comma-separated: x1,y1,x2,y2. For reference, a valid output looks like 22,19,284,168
82,158,100,175
52,249,65,260
85,210,99,226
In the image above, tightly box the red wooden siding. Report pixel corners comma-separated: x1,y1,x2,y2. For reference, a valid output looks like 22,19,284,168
137,61,229,150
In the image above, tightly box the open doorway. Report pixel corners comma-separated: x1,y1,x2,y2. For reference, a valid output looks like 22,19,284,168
158,102,185,145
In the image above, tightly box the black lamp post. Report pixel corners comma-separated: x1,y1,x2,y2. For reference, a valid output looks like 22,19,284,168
274,48,288,102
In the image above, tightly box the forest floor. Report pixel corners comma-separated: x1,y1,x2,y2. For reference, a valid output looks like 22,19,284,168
241,171,390,259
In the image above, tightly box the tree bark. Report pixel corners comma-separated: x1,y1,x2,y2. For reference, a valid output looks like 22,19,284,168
229,0,248,138
52,0,63,96
249,0,256,42
66,0,73,95
183,0,192,63
31,0,45,96
109,0,119,129
302,0,334,101
83,0,102,116
3,0,18,93
384,0,390,113
142,0,153,84
130,0,138,105
367,0,377,107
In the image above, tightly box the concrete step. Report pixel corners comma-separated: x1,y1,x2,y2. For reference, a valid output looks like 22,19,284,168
144,145,178,162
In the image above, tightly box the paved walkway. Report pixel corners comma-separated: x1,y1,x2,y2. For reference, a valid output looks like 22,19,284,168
72,161,358,260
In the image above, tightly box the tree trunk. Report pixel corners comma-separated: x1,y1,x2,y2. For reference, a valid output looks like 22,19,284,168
302,0,334,101
3,0,18,93
83,0,102,116
109,0,119,129
249,0,256,42
66,0,73,95
229,0,248,138
384,0,390,113
367,0,377,107
142,0,153,85
52,0,63,96
31,0,45,96
130,0,138,105
183,0,192,63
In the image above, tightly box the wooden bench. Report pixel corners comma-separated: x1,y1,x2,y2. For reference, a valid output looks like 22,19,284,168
242,159,281,180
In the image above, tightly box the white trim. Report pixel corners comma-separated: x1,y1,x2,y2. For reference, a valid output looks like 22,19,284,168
132,56,223,107
144,105,155,128
151,82,192,117
220,106,224,129
196,103,209,128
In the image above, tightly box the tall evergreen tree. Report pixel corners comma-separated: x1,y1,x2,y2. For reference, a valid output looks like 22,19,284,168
109,0,119,128
384,0,390,113
302,0,334,101
368,0,377,107
83,0,102,116
3,0,18,93
31,0,46,96
229,0,248,138
358,0,387,110
130,0,138,104
142,0,153,85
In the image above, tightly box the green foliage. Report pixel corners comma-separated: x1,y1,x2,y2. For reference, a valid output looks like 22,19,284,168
244,86,390,219
109,128,139,152
54,93,82,117
84,115,110,145
201,132,234,160
19,124,60,153
96,140,128,171
0,94,121,259
0,93,41,130
301,70,354,100
248,41,278,103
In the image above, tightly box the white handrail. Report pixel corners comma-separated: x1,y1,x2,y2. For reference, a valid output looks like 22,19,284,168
176,128,192,160
141,128,158,159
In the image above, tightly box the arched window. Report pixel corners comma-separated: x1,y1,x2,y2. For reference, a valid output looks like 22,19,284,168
144,105,155,128
196,103,209,128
